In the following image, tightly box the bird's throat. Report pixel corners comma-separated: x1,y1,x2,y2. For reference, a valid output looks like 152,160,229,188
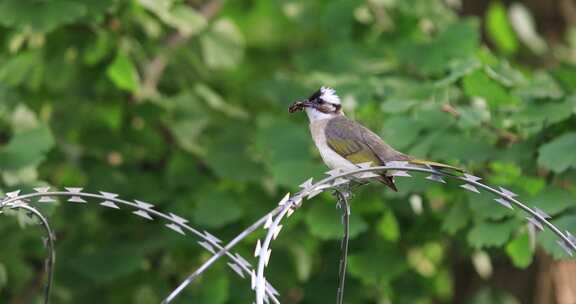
305,107,337,121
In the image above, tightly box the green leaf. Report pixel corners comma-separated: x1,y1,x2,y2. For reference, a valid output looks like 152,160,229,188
487,162,521,185
289,242,315,282
139,0,207,36
537,132,576,173
133,286,160,304
164,152,209,192
486,2,518,55
304,202,368,240
0,0,87,32
203,126,264,182
485,60,526,87
0,51,43,89
161,92,212,155
537,214,576,259
467,220,515,248
10,104,39,132
194,84,248,119
442,202,470,234
69,248,143,282
84,31,113,65
505,232,533,268
320,0,359,39
513,72,563,100
380,99,418,114
377,77,437,103
171,119,210,155
200,19,244,70
552,65,576,93
267,160,326,186
435,57,481,86
106,53,140,92
348,242,407,285
193,189,243,228
192,269,230,304
377,210,400,242
397,19,479,75
467,193,511,221
0,125,54,170
428,133,495,162
0,263,6,289
469,287,521,304
254,116,325,187
456,105,490,129
381,117,423,151
512,101,574,128
463,69,517,106
163,5,206,36
530,187,575,216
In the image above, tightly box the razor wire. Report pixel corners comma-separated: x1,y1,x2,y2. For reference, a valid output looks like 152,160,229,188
1,198,56,304
251,162,576,304
0,188,279,304
2,161,575,304
172,161,575,304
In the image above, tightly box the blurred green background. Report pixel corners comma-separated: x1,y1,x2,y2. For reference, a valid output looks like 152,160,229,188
1,0,576,303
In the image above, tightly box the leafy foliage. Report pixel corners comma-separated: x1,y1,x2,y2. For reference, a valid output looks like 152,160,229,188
0,0,575,303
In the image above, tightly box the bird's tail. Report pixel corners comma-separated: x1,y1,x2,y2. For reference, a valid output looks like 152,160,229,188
408,159,465,173
376,160,463,192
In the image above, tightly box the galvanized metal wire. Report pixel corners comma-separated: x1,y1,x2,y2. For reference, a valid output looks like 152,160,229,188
334,190,351,304
1,200,56,304
2,161,575,304
0,188,279,304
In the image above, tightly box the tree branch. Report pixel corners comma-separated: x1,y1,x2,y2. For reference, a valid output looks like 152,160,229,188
138,0,222,100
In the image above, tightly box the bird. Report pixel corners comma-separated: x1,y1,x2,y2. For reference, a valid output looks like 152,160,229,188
288,86,463,191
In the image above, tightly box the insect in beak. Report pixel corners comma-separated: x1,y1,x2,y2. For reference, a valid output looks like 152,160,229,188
288,100,314,113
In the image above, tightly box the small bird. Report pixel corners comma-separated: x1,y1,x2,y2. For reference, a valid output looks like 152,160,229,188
289,87,462,191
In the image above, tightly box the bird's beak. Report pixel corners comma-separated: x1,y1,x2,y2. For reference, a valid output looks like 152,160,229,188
288,100,314,113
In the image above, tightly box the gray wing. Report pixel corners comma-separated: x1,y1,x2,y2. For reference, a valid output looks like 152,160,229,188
325,116,410,164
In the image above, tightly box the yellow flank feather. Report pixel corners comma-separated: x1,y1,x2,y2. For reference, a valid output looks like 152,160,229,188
408,159,465,173
327,138,382,165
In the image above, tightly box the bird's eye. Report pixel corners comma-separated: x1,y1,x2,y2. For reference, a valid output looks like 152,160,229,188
317,98,325,104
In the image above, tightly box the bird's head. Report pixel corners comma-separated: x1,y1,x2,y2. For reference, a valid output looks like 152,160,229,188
289,87,343,120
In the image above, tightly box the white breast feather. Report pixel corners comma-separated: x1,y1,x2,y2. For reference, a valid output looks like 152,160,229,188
310,119,356,170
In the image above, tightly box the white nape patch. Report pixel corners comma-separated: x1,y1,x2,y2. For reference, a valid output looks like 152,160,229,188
305,107,335,121
320,86,340,105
